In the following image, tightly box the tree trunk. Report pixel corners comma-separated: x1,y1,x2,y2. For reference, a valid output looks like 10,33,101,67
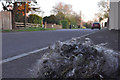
12,2,17,29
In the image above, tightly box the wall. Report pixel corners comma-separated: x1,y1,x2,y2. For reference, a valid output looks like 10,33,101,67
100,18,108,28
54,25,62,29
45,24,62,29
0,11,12,30
109,2,119,30
0,12,2,30
118,1,120,30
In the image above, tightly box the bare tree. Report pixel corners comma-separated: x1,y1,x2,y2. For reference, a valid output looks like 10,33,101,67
98,0,110,18
52,2,72,15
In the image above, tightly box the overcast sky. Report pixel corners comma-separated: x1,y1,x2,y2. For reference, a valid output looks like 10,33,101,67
36,0,101,21
0,0,101,21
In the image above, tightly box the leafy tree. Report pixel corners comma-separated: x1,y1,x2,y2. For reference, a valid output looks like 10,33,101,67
47,15,57,24
28,14,42,24
51,2,84,28
56,12,65,23
65,12,82,27
1,1,38,28
60,20,69,28
99,17,103,22
15,2,31,22
17,2,31,16
43,15,59,24
66,14,77,26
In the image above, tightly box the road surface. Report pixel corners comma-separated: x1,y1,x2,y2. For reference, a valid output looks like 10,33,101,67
2,29,99,78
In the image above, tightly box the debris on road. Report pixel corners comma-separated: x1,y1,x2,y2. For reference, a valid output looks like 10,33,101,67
32,37,120,79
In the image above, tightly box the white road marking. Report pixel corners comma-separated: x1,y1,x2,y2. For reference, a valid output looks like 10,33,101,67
0,47,48,64
0,31,98,64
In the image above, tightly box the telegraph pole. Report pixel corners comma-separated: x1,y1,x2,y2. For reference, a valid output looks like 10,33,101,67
107,0,109,9
12,0,17,29
80,11,82,27
107,0,110,28
24,2,27,27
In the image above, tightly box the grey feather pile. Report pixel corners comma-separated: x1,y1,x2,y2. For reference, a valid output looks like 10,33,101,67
32,38,120,79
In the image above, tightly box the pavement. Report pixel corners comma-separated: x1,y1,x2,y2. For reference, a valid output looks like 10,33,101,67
2,28,120,78
80,28,120,52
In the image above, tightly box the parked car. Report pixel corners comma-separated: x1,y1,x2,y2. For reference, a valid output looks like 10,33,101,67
91,22,101,30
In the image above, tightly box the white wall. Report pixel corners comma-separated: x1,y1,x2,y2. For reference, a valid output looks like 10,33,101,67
109,2,119,30
0,12,2,30
100,18,108,28
118,1,120,30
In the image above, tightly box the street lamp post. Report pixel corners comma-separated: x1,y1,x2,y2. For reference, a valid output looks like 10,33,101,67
80,11,82,28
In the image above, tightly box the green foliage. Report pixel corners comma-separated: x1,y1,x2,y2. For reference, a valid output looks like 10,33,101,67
43,15,60,24
104,12,109,18
43,12,65,25
28,14,42,24
43,12,66,25
60,20,69,28
56,12,65,21
43,11,79,29
69,18,77,26
83,23,91,28
99,17,103,22
65,14,78,27
15,13,24,22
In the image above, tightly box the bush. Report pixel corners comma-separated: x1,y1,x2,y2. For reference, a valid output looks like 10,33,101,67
60,20,69,29
83,23,91,28
28,14,42,24
15,13,24,22
43,15,60,24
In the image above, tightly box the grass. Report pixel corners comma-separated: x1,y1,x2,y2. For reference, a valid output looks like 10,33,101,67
71,27,81,29
2,27,56,32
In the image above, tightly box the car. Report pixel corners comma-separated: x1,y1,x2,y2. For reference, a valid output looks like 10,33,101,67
91,22,101,30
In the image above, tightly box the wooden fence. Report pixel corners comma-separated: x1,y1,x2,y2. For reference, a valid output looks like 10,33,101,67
16,22,62,30
0,11,12,30
15,22,41,27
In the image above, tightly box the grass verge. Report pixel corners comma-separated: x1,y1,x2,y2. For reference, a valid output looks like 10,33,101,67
1,27,56,32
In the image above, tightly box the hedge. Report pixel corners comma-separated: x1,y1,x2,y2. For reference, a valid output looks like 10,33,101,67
28,14,42,24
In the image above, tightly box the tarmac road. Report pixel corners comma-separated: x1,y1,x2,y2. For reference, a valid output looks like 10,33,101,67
2,29,99,59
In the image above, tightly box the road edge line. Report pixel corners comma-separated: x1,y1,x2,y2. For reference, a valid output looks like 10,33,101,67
0,47,48,64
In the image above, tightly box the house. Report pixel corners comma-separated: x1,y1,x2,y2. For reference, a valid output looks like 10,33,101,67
100,18,108,28
109,1,120,30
